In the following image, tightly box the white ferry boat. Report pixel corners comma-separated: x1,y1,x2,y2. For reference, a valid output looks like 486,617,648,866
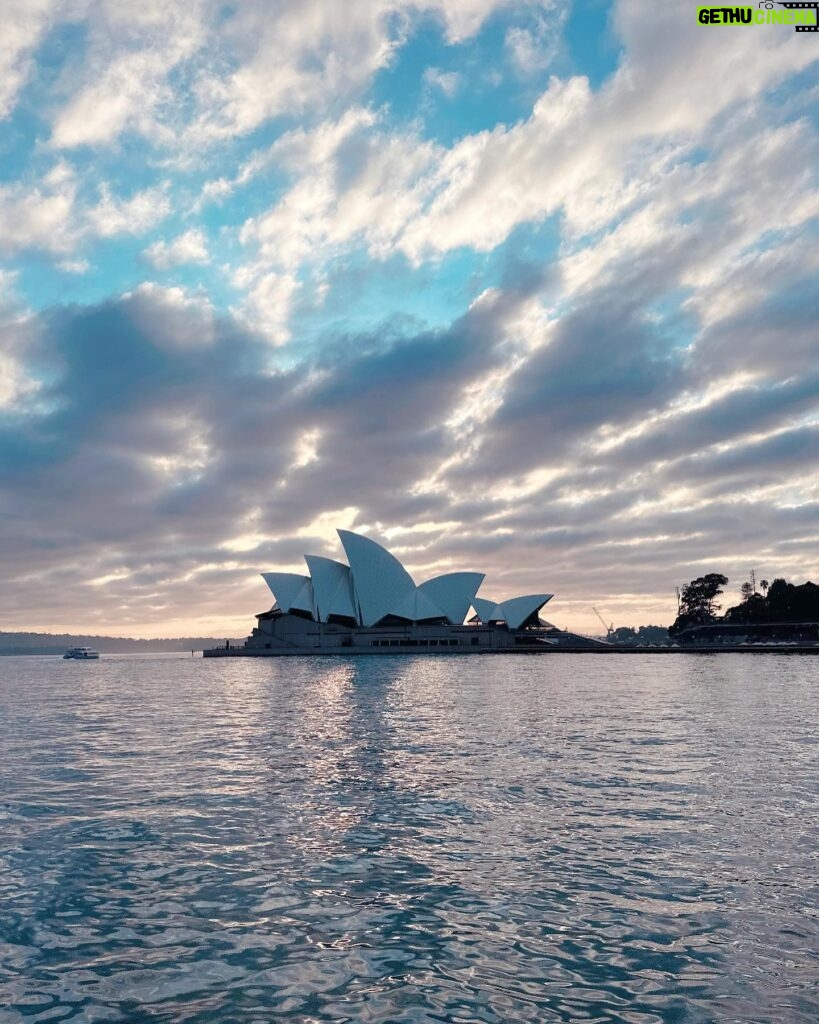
63,646,100,660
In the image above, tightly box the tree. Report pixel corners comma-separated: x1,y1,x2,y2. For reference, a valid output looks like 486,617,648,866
636,624,669,644
740,581,754,601
670,573,729,635
760,579,769,594
681,573,729,619
610,625,669,646
722,577,819,626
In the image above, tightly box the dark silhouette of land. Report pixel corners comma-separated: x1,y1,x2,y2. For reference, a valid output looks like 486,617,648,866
669,576,819,644
0,632,244,655
609,624,669,645
595,576,819,648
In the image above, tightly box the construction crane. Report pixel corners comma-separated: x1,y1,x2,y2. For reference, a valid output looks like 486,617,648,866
592,607,614,640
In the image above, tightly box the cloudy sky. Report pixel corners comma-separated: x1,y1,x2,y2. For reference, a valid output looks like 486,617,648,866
1,0,818,638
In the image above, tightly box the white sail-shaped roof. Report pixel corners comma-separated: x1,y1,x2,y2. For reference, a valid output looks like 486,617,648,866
338,529,416,626
291,579,315,615
419,572,485,626
472,597,504,623
261,572,314,615
305,555,357,622
390,587,446,623
500,594,553,629
259,529,555,632
471,594,553,627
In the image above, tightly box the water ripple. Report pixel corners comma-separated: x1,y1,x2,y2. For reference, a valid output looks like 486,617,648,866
0,654,817,1022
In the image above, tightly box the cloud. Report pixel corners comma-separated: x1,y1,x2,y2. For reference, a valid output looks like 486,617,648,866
598,373,819,476
49,1,207,149
0,185,75,257
0,272,39,412
423,67,460,97
16,0,521,152
185,0,514,145
430,0,524,43
57,259,91,275
227,0,819,286
86,182,171,238
0,281,536,632
233,271,300,345
0,0,54,120
0,167,171,259
373,3,818,264
0,161,79,256
469,286,682,477
187,1,396,143
238,119,439,270
504,6,564,74
2,0,819,638
3,244,817,638
144,229,210,269
199,106,378,210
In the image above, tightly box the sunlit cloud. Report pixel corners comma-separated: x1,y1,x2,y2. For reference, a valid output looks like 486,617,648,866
0,1,817,636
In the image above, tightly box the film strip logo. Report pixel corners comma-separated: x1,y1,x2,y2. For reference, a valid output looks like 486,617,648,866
766,1,819,31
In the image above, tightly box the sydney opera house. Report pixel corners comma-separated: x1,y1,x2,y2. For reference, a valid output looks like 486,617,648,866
205,529,557,656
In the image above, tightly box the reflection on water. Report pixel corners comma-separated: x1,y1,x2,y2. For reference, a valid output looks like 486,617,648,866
0,654,817,1022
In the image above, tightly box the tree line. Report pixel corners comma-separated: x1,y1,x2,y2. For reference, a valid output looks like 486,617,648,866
669,574,819,636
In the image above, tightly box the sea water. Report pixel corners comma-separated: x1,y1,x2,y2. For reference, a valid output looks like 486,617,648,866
0,654,816,1023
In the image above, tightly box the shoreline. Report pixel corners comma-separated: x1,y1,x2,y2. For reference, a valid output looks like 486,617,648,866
203,643,819,657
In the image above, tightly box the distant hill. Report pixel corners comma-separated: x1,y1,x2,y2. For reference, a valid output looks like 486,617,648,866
0,631,244,655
